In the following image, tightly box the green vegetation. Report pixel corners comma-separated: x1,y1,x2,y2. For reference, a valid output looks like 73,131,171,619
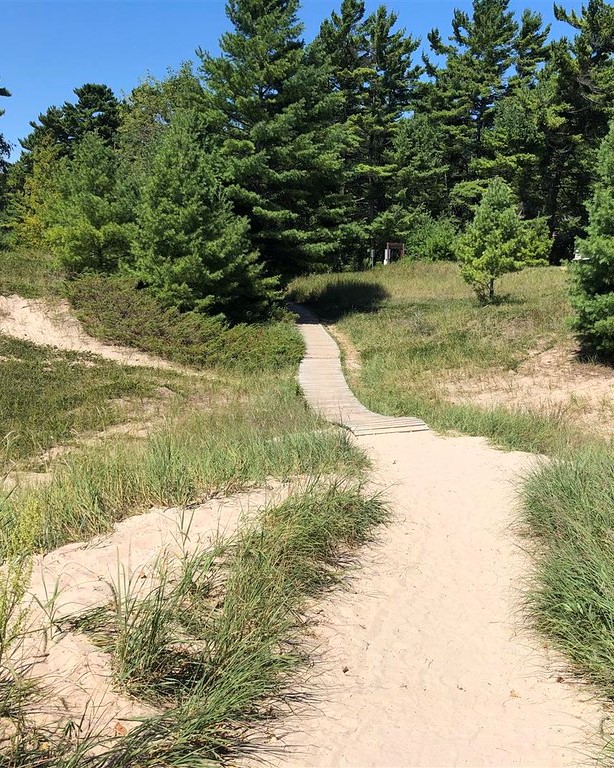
3,0,614,297
293,259,614,759
52,484,384,765
0,370,365,558
290,261,586,455
457,177,550,303
0,333,174,465
572,120,614,362
66,274,302,372
0,248,62,297
522,448,614,695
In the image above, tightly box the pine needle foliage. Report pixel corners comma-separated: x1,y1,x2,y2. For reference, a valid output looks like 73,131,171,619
135,110,279,322
572,121,614,361
456,177,550,302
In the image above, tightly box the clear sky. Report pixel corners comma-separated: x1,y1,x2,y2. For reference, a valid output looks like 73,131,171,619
2,0,582,159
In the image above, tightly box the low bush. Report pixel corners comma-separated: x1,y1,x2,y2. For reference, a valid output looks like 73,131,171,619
66,274,303,373
405,216,457,262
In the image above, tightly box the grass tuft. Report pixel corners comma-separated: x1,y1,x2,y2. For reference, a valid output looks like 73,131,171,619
65,482,387,766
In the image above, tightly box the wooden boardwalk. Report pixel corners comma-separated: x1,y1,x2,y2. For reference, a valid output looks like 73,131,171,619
294,304,428,437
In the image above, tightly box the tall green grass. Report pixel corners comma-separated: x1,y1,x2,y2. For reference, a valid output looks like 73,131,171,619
62,482,387,766
0,378,365,559
290,262,587,456
522,447,614,695
0,249,62,298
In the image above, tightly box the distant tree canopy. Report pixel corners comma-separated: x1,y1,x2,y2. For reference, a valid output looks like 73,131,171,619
0,82,11,208
3,0,614,327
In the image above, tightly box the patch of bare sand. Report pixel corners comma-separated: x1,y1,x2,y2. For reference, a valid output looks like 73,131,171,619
444,344,614,435
0,294,176,369
16,482,293,739
252,432,608,767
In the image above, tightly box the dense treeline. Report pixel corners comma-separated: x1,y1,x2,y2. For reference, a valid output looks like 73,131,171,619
0,0,613,350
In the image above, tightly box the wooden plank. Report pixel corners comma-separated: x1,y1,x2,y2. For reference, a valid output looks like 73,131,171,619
294,304,429,436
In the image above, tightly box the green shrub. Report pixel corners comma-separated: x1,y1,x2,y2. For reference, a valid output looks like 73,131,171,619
571,121,614,362
66,274,303,372
405,216,457,261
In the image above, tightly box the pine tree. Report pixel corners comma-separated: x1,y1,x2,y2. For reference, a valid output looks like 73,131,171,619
199,0,346,278
422,0,519,216
316,2,421,261
20,84,120,164
135,110,278,322
457,176,550,302
45,133,133,273
119,65,205,172
538,0,614,258
392,114,449,217
0,82,11,212
572,121,614,361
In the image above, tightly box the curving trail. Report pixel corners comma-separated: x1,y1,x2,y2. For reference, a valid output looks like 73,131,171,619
265,308,606,767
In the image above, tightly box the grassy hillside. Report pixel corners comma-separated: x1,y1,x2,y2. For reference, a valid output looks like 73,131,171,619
291,261,590,455
0,248,375,766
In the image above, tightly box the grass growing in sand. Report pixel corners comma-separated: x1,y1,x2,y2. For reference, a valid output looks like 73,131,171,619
0,333,184,467
0,375,365,559
293,260,614,754
66,274,303,373
290,261,598,455
80,482,386,766
0,249,63,299
521,447,614,695
0,250,378,765
4,483,386,766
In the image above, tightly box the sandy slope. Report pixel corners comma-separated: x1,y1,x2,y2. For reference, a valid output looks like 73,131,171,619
255,431,607,768
3,294,607,764
0,294,175,368
19,483,292,737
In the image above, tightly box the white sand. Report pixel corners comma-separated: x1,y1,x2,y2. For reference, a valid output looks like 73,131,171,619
19,483,292,737
254,431,606,767
0,294,175,368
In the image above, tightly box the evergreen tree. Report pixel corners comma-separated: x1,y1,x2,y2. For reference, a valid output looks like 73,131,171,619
316,2,421,261
119,65,205,172
45,133,133,273
525,0,614,259
572,121,614,361
0,83,10,177
456,176,550,302
0,82,11,214
135,110,278,322
199,0,346,278
20,84,120,164
7,136,62,248
422,0,519,216
392,114,449,217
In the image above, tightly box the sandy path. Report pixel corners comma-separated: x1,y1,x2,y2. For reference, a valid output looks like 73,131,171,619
0,294,175,368
267,315,608,767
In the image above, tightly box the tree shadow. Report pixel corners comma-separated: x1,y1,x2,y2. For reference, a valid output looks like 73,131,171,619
289,280,390,323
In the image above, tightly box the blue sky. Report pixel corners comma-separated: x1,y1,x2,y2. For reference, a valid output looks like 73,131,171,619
2,0,581,159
